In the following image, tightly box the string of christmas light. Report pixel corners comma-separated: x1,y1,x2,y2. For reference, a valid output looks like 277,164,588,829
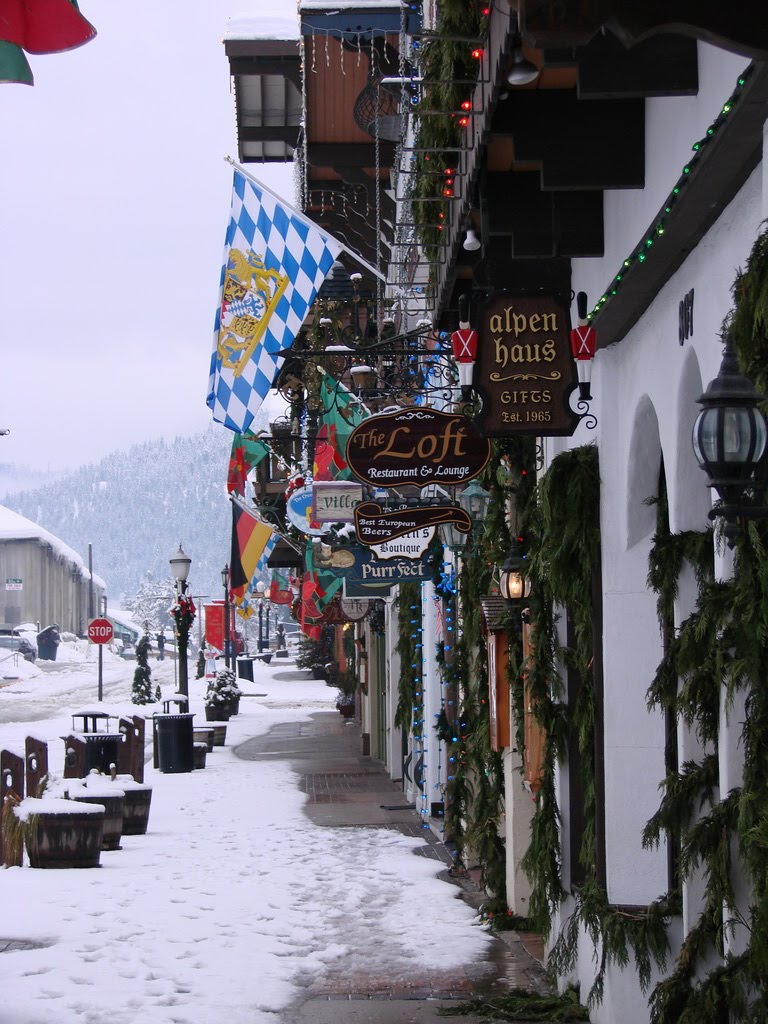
588,68,753,322
419,583,430,828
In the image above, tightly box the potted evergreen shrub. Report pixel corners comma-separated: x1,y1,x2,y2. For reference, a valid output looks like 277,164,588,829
204,668,241,721
131,633,154,705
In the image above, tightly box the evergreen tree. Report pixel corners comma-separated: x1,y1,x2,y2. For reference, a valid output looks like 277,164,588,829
131,633,154,705
125,573,176,631
196,649,205,679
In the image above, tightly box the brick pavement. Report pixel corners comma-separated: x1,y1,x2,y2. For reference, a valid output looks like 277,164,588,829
236,706,551,1022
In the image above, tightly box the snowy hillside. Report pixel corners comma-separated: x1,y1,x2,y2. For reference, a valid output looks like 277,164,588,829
2,427,237,604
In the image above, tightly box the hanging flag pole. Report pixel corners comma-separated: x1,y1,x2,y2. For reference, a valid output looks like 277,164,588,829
225,156,386,283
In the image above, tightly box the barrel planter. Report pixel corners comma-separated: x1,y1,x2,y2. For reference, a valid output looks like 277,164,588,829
193,727,215,753
17,797,105,868
205,704,231,722
193,742,207,769
208,724,227,747
70,784,125,851
85,774,152,836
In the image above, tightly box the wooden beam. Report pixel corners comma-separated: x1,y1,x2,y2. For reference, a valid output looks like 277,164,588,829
492,89,645,190
239,126,301,144
575,33,698,98
306,142,396,169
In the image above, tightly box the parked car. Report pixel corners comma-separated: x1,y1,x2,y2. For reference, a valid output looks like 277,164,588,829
0,631,36,662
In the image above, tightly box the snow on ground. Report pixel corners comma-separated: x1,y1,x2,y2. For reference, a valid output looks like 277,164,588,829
0,641,491,1024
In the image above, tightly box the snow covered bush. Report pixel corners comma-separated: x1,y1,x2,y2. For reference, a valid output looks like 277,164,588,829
204,667,240,710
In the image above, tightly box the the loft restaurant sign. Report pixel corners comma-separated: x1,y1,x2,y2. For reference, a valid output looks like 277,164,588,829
475,293,580,437
346,408,491,488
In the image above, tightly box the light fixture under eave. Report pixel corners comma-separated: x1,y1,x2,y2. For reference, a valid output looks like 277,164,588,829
692,331,768,545
463,227,481,252
506,41,539,87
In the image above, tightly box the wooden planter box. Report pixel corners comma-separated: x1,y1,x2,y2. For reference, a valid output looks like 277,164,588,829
193,727,215,753
109,776,153,836
19,798,105,869
71,790,125,851
205,704,231,722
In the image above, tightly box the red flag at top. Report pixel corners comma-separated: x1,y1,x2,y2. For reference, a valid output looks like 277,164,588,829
0,0,96,54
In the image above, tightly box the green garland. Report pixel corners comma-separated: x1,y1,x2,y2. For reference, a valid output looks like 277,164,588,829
396,581,422,732
520,444,601,930
410,0,486,260
519,226,768,1020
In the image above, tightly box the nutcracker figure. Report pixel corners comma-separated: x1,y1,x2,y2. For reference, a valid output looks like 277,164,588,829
451,293,478,402
569,291,597,401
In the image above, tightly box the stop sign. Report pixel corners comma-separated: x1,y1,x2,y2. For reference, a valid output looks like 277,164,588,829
87,617,114,644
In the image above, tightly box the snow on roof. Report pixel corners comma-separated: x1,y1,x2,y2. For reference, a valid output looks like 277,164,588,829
0,504,107,588
224,14,300,41
107,608,142,634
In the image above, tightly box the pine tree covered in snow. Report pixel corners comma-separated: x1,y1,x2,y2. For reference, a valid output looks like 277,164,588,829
125,574,176,630
132,634,154,705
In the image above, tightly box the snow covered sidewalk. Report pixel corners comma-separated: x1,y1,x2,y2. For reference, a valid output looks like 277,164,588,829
0,650,492,1024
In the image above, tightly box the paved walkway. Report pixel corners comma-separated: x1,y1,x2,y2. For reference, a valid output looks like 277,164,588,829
236,706,550,1024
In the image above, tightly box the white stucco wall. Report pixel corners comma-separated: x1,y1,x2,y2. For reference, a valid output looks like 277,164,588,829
549,44,766,1022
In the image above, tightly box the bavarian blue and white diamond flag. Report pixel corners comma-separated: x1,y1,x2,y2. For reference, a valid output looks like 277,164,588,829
207,169,342,433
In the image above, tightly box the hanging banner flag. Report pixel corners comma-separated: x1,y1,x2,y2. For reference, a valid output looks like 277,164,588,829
227,431,270,496
313,371,366,482
229,501,277,604
0,0,96,54
269,568,294,605
207,169,342,434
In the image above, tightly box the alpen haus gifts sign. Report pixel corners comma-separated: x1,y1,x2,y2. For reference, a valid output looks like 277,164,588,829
474,293,580,436
346,408,491,488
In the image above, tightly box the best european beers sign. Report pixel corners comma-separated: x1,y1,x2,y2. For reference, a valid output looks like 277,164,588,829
474,293,580,436
346,408,491,488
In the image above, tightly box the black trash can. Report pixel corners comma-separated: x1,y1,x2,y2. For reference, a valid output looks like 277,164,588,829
153,713,194,774
83,734,122,774
236,657,254,682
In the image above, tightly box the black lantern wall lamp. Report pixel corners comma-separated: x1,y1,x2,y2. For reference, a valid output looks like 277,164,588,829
692,331,768,546
499,539,531,603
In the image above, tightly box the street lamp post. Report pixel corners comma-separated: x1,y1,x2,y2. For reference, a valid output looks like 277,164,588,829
221,564,231,669
256,580,270,652
169,544,193,699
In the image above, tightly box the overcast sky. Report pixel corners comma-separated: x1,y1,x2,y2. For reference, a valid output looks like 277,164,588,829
0,1,295,474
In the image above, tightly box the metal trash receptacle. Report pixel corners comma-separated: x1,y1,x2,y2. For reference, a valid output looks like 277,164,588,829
83,734,122,774
236,657,254,682
153,713,194,773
